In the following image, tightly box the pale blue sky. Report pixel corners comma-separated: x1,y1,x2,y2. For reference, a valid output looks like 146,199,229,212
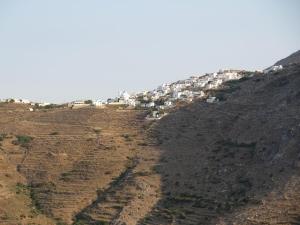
0,0,299,103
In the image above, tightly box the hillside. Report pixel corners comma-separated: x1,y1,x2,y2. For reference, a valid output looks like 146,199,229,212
142,63,300,224
0,64,300,225
0,105,161,225
275,50,300,66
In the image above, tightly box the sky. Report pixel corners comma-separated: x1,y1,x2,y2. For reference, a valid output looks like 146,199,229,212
0,0,299,103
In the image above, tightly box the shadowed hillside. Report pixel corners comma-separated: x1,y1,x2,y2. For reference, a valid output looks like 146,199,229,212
141,64,300,224
275,50,300,66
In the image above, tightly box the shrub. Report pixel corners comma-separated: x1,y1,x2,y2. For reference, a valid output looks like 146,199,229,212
50,132,59,135
135,171,153,177
56,221,68,225
0,133,7,141
16,182,30,195
93,127,102,134
236,176,252,188
217,139,256,149
12,135,33,147
60,172,72,182
84,100,93,104
121,133,133,142
138,142,148,146
121,133,129,138
215,92,226,101
73,221,88,225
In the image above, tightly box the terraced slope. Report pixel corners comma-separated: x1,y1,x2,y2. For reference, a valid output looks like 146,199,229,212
0,106,161,225
141,64,300,224
0,104,55,224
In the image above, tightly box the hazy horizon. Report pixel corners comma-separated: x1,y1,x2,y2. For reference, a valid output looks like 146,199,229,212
1,0,300,103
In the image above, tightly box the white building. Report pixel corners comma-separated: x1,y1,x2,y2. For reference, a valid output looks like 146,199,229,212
172,91,183,99
146,102,155,108
263,65,283,74
94,100,106,108
39,102,51,107
68,101,89,108
13,99,23,104
164,101,173,107
119,91,131,101
206,97,218,103
22,99,31,104
128,99,140,107
13,99,31,104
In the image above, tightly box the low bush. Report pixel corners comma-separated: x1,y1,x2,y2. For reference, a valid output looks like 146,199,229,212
135,171,153,177
12,135,33,147
121,133,133,142
218,139,256,149
0,133,7,141
138,142,148,146
93,127,102,134
56,221,68,225
60,172,72,182
16,182,30,195
73,221,88,225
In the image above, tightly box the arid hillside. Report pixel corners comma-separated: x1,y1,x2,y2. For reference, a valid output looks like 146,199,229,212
0,64,300,225
142,64,300,224
0,105,161,225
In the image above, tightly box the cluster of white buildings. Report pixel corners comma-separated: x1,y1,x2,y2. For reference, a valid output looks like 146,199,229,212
104,69,247,111
66,69,242,110
0,98,31,104
0,98,52,110
5,66,279,114
263,65,283,74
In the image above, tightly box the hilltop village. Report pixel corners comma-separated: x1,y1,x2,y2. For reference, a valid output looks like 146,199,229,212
0,65,283,118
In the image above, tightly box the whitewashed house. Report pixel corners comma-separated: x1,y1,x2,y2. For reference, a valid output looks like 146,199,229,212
39,102,51,107
157,105,166,110
172,91,183,99
146,102,155,108
109,99,126,105
164,101,173,107
68,101,89,108
94,100,105,108
206,97,218,103
14,99,22,104
263,65,283,74
119,91,130,101
128,98,140,107
22,99,31,104
14,99,31,104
